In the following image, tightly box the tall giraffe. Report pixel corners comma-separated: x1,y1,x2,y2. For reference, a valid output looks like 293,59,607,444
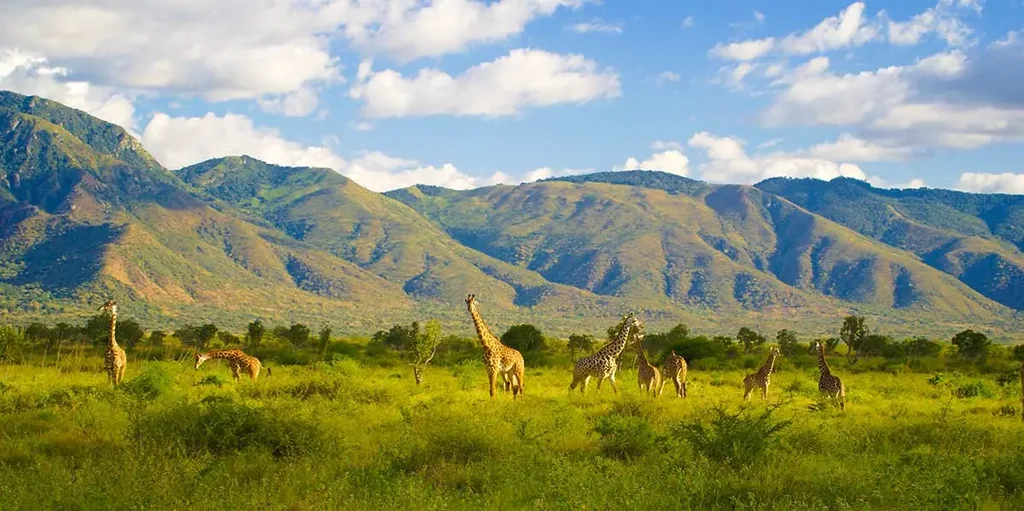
635,328,660,398
99,300,126,386
195,348,267,382
658,350,688,398
568,313,642,395
465,294,525,398
743,346,780,402
813,340,846,409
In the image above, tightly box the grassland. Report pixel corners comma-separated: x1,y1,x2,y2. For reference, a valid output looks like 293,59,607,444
2,348,1023,510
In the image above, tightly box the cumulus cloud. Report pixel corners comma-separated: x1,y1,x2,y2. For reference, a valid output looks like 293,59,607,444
140,111,501,192
687,131,867,184
802,133,915,162
956,172,1024,194
348,49,621,118
256,88,321,117
568,19,623,34
0,49,137,132
656,71,681,85
709,1,979,62
615,142,691,176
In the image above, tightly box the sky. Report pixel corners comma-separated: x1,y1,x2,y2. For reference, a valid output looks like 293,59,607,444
0,0,1022,194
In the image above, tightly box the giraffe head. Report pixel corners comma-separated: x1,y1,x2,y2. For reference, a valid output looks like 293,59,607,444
769,346,781,356
98,300,117,316
194,352,209,369
465,294,477,309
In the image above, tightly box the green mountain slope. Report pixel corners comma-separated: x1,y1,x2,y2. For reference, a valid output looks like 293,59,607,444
755,177,1024,310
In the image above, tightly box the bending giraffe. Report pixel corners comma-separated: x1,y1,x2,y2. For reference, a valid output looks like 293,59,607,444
569,313,642,395
659,350,688,398
743,346,780,402
194,348,268,382
99,300,126,386
813,340,846,409
465,294,525,398
635,327,660,398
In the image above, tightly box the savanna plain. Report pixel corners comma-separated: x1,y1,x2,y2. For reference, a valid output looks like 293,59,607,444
2,333,1024,511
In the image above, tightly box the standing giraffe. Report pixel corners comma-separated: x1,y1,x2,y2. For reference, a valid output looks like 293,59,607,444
743,346,780,402
99,300,126,386
658,350,688,398
635,328,660,398
195,348,267,382
813,340,846,409
568,313,642,395
464,294,525,398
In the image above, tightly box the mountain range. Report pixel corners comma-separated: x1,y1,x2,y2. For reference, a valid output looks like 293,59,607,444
0,90,1021,339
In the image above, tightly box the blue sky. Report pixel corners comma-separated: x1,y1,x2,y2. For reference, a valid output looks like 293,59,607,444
0,0,1022,193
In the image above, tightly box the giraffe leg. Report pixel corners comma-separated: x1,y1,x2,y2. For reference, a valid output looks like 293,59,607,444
515,365,524,397
657,378,667,398
609,373,619,394
682,381,688,399
581,376,590,394
117,364,126,385
230,362,241,381
487,368,498,398
596,377,604,391
762,383,768,402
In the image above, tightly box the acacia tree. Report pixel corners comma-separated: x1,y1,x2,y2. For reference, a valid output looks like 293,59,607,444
409,320,443,385
318,325,332,362
567,333,595,358
246,319,265,349
840,316,869,361
776,329,800,356
951,329,990,359
737,327,765,353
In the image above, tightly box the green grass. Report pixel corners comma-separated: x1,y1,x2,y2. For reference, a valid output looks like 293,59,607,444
2,357,1023,510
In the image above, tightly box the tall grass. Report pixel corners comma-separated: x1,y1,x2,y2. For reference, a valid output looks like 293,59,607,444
1,357,1023,510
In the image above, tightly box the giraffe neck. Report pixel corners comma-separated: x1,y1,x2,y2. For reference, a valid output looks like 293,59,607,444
204,349,239,360
598,322,633,359
758,352,777,376
108,312,119,349
817,346,832,376
636,342,652,367
467,303,500,350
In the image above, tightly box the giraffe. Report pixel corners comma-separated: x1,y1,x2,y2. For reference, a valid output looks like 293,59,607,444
813,340,846,409
99,300,126,386
743,346,780,402
194,348,267,382
658,350,688,398
635,329,660,398
464,294,525,399
568,313,642,395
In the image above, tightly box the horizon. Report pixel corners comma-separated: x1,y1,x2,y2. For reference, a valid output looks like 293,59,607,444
0,1,1021,194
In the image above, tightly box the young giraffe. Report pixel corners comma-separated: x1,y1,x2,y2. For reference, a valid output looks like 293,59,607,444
194,348,267,382
813,340,846,409
465,294,525,399
98,300,126,386
658,350,688,398
568,313,642,395
743,346,780,402
635,328,661,398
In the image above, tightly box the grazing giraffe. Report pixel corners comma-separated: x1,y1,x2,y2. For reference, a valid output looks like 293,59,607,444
658,350,688,398
194,348,267,382
464,294,525,398
635,328,661,398
743,346,780,402
813,340,846,409
99,300,126,386
568,313,642,395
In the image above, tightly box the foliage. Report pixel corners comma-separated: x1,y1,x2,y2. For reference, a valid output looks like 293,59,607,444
500,324,545,353
246,319,265,348
776,329,799,356
372,323,419,352
840,315,869,360
408,319,443,385
952,329,991,359
567,333,596,357
737,327,766,353
673,406,791,468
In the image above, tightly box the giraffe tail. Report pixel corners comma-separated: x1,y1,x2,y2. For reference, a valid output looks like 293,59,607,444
265,366,272,377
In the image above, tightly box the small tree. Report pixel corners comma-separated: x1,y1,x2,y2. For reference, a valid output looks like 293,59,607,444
951,329,991,359
149,330,167,347
823,337,841,354
217,331,240,346
196,323,219,350
246,319,265,348
737,327,765,353
501,324,545,353
372,323,419,351
567,333,596,358
318,325,332,361
903,336,941,359
840,316,869,361
1012,344,1024,362
117,319,146,349
409,320,444,385
287,323,311,347
776,329,800,356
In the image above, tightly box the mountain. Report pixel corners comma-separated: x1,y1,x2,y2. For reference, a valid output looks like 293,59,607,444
755,177,1024,311
0,90,1019,338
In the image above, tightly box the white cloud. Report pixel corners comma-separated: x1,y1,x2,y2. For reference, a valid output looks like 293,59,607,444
682,16,694,28
616,148,691,176
709,38,776,61
754,11,766,24
521,166,591,183
956,172,1024,194
757,138,783,149
868,176,927,189
656,71,681,86
0,49,137,132
346,0,589,62
886,0,980,47
687,131,866,184
803,132,915,161
257,87,320,117
140,111,498,192
348,49,621,118
568,19,623,34
778,2,880,55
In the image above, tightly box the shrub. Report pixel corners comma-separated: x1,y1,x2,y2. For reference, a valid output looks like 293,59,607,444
953,380,995,399
673,406,791,468
121,367,172,400
594,414,659,461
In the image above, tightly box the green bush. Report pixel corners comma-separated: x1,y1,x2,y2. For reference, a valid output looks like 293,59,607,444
674,406,791,468
121,367,173,400
594,414,659,461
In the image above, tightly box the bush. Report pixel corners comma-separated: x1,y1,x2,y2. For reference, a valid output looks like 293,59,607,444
674,406,791,468
120,367,172,400
132,401,321,458
953,380,996,399
594,414,659,461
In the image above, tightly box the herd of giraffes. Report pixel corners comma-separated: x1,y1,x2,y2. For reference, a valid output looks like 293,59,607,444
96,296,1024,419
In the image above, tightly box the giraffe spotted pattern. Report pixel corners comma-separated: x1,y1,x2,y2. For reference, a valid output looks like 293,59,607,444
568,313,642,395
465,294,525,398
195,349,267,382
813,341,846,409
99,300,126,386
743,346,780,402
659,350,688,399
634,328,661,398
